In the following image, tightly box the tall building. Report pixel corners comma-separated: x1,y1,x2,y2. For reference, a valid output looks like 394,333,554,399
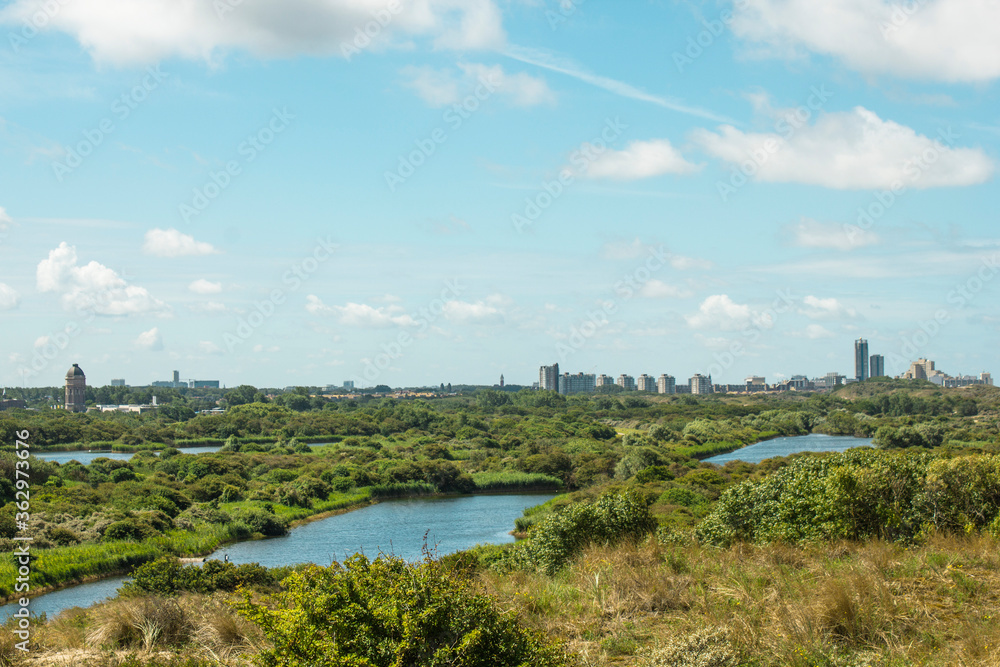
636,374,656,392
539,363,560,392
559,372,596,395
192,380,220,388
869,354,885,379
903,358,935,380
65,364,87,413
854,339,869,382
656,374,676,394
499,374,504,388
616,374,636,391
111,378,126,387
595,374,614,388
343,380,355,390
690,373,712,394
172,370,180,384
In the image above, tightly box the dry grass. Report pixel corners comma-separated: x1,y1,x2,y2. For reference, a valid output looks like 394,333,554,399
13,534,1000,666
15,593,263,667
479,534,1000,666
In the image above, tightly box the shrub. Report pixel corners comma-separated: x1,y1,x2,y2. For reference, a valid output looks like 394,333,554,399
122,557,278,596
499,490,656,575
643,628,737,667
103,519,157,542
695,449,1000,546
229,507,287,537
235,554,573,667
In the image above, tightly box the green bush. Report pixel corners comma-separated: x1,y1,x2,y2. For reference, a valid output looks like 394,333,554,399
695,449,1000,546
236,554,573,667
230,507,288,537
122,556,277,596
499,490,656,575
103,518,157,542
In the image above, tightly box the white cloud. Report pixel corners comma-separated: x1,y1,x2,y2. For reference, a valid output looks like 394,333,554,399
190,301,227,313
785,218,879,251
306,295,416,327
0,206,12,233
686,295,755,331
583,140,701,180
804,324,835,339
135,327,164,351
253,344,280,353
0,0,505,65
0,283,19,310
442,298,503,323
189,279,222,294
668,254,713,270
731,0,1000,83
36,242,170,316
691,106,994,189
199,341,222,355
402,62,555,108
638,280,693,299
33,336,49,349
799,295,857,319
143,228,219,257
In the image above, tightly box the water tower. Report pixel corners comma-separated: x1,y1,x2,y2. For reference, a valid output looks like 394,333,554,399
65,364,87,412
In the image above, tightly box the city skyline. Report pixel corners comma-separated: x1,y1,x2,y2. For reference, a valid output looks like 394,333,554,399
1,2,997,388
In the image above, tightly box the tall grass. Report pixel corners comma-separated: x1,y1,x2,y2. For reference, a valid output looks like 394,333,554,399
472,471,564,492
370,481,438,499
0,541,161,598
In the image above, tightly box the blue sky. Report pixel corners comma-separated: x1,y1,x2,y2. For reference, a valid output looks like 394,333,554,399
0,0,997,389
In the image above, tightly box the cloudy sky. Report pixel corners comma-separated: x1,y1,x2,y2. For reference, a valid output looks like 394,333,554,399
0,0,997,389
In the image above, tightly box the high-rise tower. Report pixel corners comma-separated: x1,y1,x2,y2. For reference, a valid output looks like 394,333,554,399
869,354,885,379
855,339,869,382
539,364,559,392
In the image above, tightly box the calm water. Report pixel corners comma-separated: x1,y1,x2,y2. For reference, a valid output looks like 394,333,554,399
209,494,554,567
34,443,335,465
34,446,221,465
705,433,872,464
0,493,553,620
0,577,126,622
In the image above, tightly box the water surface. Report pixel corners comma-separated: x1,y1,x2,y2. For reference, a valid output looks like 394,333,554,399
1,493,553,620
705,433,872,465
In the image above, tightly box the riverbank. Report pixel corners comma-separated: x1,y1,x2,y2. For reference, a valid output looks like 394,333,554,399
0,484,561,608
2,434,342,454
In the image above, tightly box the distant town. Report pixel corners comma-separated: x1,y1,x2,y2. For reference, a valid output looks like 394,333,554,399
0,336,993,416
536,339,993,396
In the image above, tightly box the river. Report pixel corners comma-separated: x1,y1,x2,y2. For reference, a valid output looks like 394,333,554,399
704,433,873,464
0,493,554,621
34,443,335,465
